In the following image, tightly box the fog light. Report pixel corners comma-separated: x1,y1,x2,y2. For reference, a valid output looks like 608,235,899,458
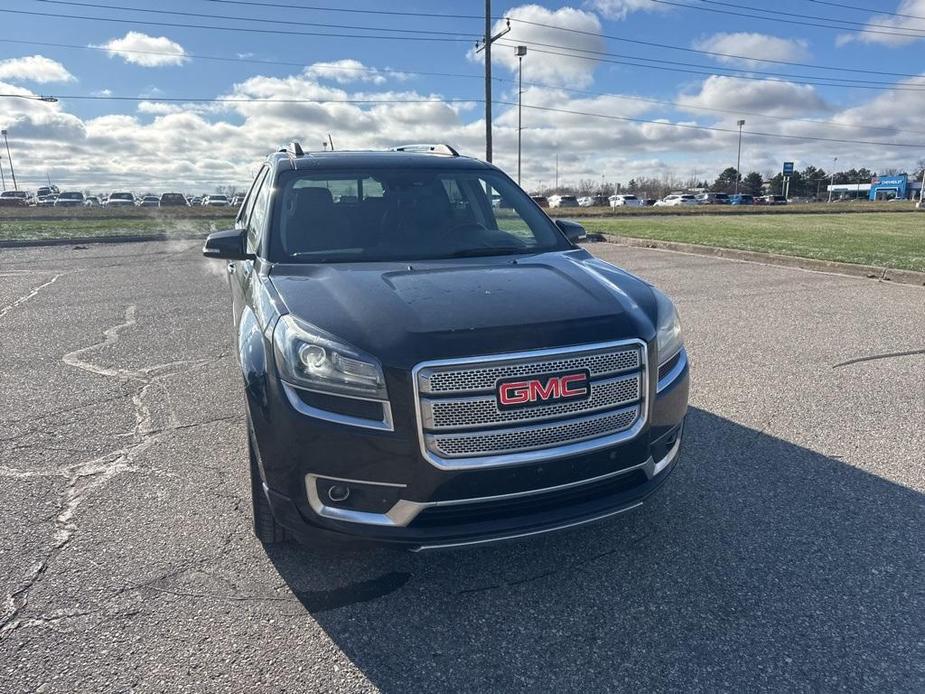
327,484,350,502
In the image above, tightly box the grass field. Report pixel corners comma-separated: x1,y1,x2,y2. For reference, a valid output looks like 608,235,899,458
0,209,235,241
1,207,922,273
581,212,925,272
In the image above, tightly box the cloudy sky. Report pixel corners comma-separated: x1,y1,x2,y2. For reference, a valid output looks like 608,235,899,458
0,0,924,192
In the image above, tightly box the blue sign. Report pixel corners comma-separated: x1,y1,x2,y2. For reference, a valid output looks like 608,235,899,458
869,174,907,201
782,162,794,176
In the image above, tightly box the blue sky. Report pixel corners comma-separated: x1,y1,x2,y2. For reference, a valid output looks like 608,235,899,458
0,0,923,191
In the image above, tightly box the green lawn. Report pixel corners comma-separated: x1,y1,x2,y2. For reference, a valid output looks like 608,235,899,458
0,216,233,241
581,213,925,272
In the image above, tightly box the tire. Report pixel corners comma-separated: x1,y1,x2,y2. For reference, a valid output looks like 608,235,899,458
248,429,291,544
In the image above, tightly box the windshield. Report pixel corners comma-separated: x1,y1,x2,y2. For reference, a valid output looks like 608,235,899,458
210,195,228,201
269,168,569,263
59,192,83,200
111,193,133,200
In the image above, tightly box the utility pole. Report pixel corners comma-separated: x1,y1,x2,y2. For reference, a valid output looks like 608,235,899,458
1,130,17,190
734,119,745,195
919,167,925,208
828,156,837,203
485,0,491,162
0,151,6,191
555,152,559,192
515,45,526,185
475,2,509,163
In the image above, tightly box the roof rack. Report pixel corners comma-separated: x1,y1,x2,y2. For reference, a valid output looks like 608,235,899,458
392,143,460,157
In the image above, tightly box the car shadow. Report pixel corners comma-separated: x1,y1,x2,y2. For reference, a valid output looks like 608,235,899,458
264,408,923,691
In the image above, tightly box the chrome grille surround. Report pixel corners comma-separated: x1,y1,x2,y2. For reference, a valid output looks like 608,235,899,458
412,339,648,470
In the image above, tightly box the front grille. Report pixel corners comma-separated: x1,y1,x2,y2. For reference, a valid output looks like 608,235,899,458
414,341,648,466
419,349,639,394
423,373,640,430
426,406,639,457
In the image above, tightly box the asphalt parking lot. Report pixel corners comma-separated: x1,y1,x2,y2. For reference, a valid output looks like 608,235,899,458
1,240,922,692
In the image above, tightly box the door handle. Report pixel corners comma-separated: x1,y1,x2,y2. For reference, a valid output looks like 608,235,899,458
227,263,236,274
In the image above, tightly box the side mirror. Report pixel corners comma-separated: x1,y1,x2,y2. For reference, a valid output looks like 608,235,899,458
203,229,251,260
555,219,587,244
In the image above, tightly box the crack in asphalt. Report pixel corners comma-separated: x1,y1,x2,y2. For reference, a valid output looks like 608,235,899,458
0,273,62,322
0,305,230,635
832,348,925,368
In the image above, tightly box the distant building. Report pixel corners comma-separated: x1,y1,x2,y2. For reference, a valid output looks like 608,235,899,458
827,173,922,201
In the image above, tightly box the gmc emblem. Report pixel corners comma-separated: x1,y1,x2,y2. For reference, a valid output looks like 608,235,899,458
496,369,591,410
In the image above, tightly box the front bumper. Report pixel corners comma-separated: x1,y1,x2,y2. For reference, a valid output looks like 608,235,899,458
248,347,689,550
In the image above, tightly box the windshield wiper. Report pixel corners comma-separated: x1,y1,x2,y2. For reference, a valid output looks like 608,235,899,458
449,247,528,258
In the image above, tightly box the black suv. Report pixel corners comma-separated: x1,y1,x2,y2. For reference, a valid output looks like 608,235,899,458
204,143,689,550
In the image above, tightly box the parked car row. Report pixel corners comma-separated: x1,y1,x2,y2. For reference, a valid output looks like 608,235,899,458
0,188,247,208
529,191,790,210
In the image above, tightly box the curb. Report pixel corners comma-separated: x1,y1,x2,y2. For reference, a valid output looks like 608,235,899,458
0,233,206,248
599,235,925,287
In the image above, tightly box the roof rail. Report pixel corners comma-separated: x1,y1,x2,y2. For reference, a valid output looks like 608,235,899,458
392,143,460,157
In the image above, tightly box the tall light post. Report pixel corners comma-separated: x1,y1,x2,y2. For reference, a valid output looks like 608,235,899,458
828,156,838,203
0,151,6,191
515,45,527,185
734,119,745,195
1,129,17,191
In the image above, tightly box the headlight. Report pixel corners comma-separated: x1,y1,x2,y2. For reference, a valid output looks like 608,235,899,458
273,315,387,400
652,288,683,364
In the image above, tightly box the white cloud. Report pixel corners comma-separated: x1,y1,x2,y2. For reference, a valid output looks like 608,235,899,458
470,5,604,87
694,33,811,67
2,64,922,195
586,0,671,20
94,32,188,67
304,59,408,85
836,0,925,47
0,55,75,84
678,76,830,117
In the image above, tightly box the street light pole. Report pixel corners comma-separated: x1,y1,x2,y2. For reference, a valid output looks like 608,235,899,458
515,46,526,185
0,151,6,191
734,119,745,195
828,156,838,203
1,130,17,191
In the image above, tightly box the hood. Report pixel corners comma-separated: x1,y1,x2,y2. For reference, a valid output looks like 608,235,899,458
269,249,658,368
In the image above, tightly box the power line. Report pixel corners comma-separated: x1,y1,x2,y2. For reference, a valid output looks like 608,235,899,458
807,0,925,21
647,0,925,40
34,0,471,38
505,39,912,87
2,36,921,136
0,37,486,80
28,0,921,78
6,91,921,148
499,42,925,92
15,4,918,89
0,8,476,43
511,81,925,137
506,16,922,78
508,101,925,148
692,0,925,34
194,0,925,75
196,0,485,21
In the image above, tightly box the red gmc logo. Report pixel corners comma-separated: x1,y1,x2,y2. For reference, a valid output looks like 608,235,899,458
497,369,591,410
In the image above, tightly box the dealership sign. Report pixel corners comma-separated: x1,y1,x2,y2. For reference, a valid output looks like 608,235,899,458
782,162,794,175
